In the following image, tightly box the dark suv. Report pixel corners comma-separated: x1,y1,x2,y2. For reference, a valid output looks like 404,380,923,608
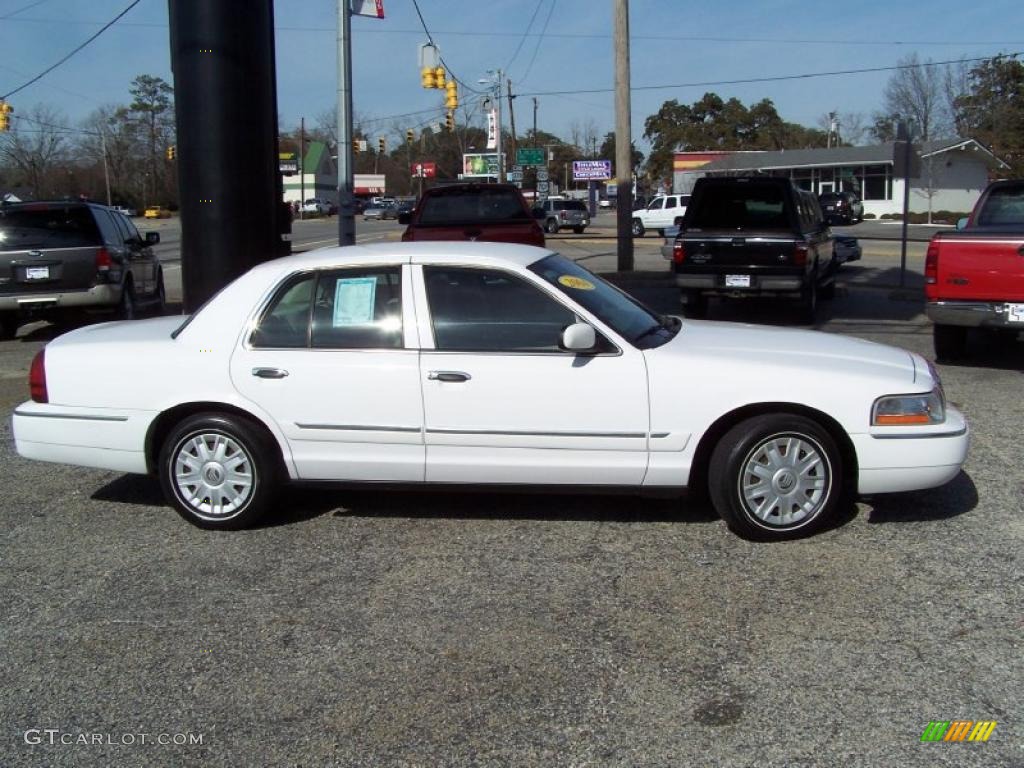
818,191,864,225
399,184,544,246
536,198,590,234
0,201,164,338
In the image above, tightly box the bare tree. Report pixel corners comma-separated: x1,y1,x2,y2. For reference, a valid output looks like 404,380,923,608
881,53,952,141
0,104,72,197
943,59,972,137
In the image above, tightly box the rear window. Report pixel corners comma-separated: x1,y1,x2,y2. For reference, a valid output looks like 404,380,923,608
417,188,530,226
688,183,791,230
0,206,102,251
553,201,586,211
976,184,1024,226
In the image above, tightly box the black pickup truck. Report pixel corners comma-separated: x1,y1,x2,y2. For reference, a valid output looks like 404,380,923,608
664,177,840,323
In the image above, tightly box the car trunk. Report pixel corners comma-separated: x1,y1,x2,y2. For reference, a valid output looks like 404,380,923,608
679,230,802,270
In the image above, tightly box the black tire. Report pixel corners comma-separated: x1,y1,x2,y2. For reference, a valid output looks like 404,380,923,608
573,226,585,234
933,324,968,361
0,312,18,340
674,217,684,227
118,279,136,321
819,276,836,301
797,275,818,324
681,290,707,319
631,218,644,237
158,412,282,530
545,218,559,234
708,414,843,541
152,269,166,316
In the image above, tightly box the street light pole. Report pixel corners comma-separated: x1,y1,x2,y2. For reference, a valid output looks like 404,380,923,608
336,0,356,245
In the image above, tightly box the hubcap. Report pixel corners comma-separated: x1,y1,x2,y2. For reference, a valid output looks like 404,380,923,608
173,432,254,520
738,433,830,529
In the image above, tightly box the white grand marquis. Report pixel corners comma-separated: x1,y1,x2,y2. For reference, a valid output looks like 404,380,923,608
13,242,969,540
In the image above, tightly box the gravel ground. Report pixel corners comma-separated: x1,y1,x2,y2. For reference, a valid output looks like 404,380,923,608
0,275,1020,767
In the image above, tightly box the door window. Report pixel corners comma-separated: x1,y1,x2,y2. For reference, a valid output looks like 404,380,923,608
665,197,677,209
251,274,315,348
424,266,575,352
311,268,403,349
649,198,664,210
94,210,123,246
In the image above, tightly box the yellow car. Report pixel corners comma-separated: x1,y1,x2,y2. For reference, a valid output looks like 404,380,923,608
144,206,171,219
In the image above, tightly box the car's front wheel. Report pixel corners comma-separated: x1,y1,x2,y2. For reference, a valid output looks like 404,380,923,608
631,218,644,237
573,226,585,234
158,413,281,530
709,414,843,541
545,218,559,234
117,279,136,320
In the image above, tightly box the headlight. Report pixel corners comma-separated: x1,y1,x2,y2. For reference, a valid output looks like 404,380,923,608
872,389,946,426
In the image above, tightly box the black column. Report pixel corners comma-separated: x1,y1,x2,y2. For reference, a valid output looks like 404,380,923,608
168,0,288,312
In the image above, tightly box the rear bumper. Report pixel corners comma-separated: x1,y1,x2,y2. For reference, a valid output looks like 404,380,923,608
0,284,121,313
673,274,805,293
926,300,1024,329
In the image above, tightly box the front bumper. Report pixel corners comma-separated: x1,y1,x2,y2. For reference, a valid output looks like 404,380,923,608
854,406,970,494
926,300,1024,329
0,284,121,313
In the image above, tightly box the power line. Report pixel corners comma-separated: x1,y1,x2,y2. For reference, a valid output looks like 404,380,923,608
519,0,556,84
409,0,483,94
0,0,143,100
503,0,545,75
0,0,49,20
518,52,1022,98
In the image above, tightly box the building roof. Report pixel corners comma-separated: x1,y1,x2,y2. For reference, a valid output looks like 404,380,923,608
919,137,1009,170
698,144,897,173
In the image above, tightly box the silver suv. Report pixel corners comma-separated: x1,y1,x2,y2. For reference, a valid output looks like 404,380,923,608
536,199,589,234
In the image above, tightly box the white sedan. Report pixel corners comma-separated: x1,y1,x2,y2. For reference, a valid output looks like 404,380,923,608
12,242,968,540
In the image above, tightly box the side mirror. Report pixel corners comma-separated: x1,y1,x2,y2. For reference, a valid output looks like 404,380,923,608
397,212,411,225
532,207,545,220
145,231,160,245
956,217,968,231
560,322,597,353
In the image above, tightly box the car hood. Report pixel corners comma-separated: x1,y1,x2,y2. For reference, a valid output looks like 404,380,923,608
655,319,924,387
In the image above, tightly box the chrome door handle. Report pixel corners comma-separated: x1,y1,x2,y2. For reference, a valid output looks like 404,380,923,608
427,370,471,383
252,367,289,379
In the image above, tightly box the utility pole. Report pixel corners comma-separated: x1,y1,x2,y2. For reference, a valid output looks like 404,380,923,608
100,130,112,206
299,116,305,220
533,98,538,147
495,69,504,182
507,77,517,165
336,0,355,245
613,0,634,270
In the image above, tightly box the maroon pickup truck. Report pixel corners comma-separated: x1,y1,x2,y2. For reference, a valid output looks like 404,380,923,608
925,180,1024,359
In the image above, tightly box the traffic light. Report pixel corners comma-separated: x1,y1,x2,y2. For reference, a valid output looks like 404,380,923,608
0,101,12,132
445,111,454,132
434,66,446,89
378,137,386,154
353,139,361,156
165,145,176,160
406,129,415,144
445,81,458,110
420,67,436,89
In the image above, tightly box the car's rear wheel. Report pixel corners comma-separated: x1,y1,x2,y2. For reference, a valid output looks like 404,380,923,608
573,226,585,234
797,276,818,324
158,413,281,530
681,290,707,318
0,312,19,340
934,324,968,361
631,218,644,237
674,217,684,227
545,218,559,234
709,414,843,541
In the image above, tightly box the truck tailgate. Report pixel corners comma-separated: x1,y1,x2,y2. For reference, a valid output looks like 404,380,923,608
679,232,800,270
931,231,1024,301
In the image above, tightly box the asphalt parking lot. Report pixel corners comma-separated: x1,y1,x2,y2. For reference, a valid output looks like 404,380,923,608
1,230,1021,767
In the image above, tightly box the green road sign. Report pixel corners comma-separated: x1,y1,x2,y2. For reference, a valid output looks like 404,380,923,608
516,148,545,166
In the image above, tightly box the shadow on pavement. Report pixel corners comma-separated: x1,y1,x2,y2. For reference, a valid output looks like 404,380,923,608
862,471,979,523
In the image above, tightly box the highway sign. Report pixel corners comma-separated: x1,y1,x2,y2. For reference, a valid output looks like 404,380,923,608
536,169,549,181
516,148,545,166
537,181,550,193
508,171,523,181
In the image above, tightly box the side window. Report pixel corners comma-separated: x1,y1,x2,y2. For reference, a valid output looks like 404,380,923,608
311,267,403,349
650,198,664,210
113,213,138,243
425,266,576,353
665,197,677,209
251,274,315,348
94,210,122,246
123,215,143,242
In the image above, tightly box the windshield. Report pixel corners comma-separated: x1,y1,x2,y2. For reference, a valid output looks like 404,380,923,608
528,253,675,348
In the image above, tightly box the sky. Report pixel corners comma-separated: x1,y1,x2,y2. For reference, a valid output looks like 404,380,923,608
1,0,1023,153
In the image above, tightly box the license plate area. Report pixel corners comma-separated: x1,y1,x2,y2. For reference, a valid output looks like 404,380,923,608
25,266,50,280
724,274,752,288
1008,303,1024,323
13,261,61,283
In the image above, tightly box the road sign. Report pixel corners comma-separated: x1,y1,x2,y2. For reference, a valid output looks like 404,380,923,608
512,164,523,173
516,148,546,166
537,181,550,193
573,160,612,181
536,169,549,182
508,171,523,181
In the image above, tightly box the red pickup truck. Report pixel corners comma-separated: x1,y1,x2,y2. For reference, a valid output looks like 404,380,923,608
925,179,1024,359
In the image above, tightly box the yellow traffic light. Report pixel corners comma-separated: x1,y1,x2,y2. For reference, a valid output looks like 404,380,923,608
406,129,415,144
353,140,360,156
445,111,454,132
420,66,435,89
0,101,12,132
445,81,458,110
434,66,446,89
166,145,176,160
378,137,386,154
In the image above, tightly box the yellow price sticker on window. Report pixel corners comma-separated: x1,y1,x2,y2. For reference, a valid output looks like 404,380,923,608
558,275,595,291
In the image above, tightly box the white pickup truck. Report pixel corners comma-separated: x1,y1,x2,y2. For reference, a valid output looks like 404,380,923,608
631,194,690,237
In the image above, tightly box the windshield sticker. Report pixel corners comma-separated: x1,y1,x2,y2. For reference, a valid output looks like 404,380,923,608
333,277,377,326
558,275,595,291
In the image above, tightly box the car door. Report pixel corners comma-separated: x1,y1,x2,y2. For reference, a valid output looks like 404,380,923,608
659,196,679,228
642,197,664,227
414,262,650,485
230,264,425,481
113,212,154,294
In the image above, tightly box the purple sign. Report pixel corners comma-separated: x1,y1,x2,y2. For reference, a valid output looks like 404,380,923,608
572,160,612,181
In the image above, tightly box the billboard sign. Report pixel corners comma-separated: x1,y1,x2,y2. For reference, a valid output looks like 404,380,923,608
351,0,384,18
573,160,612,181
278,152,298,174
462,153,503,177
411,162,437,178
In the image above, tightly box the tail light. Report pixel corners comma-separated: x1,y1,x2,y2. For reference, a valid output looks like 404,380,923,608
95,247,112,272
793,242,809,266
29,348,47,403
672,241,686,264
925,241,939,284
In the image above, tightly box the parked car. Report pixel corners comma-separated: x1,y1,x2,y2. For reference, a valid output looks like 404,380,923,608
363,202,397,221
665,177,837,322
925,179,1024,360
536,198,590,234
833,235,862,264
399,183,544,246
818,191,864,225
143,206,171,219
631,194,691,237
113,205,137,218
12,242,967,540
302,198,332,215
0,201,165,339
